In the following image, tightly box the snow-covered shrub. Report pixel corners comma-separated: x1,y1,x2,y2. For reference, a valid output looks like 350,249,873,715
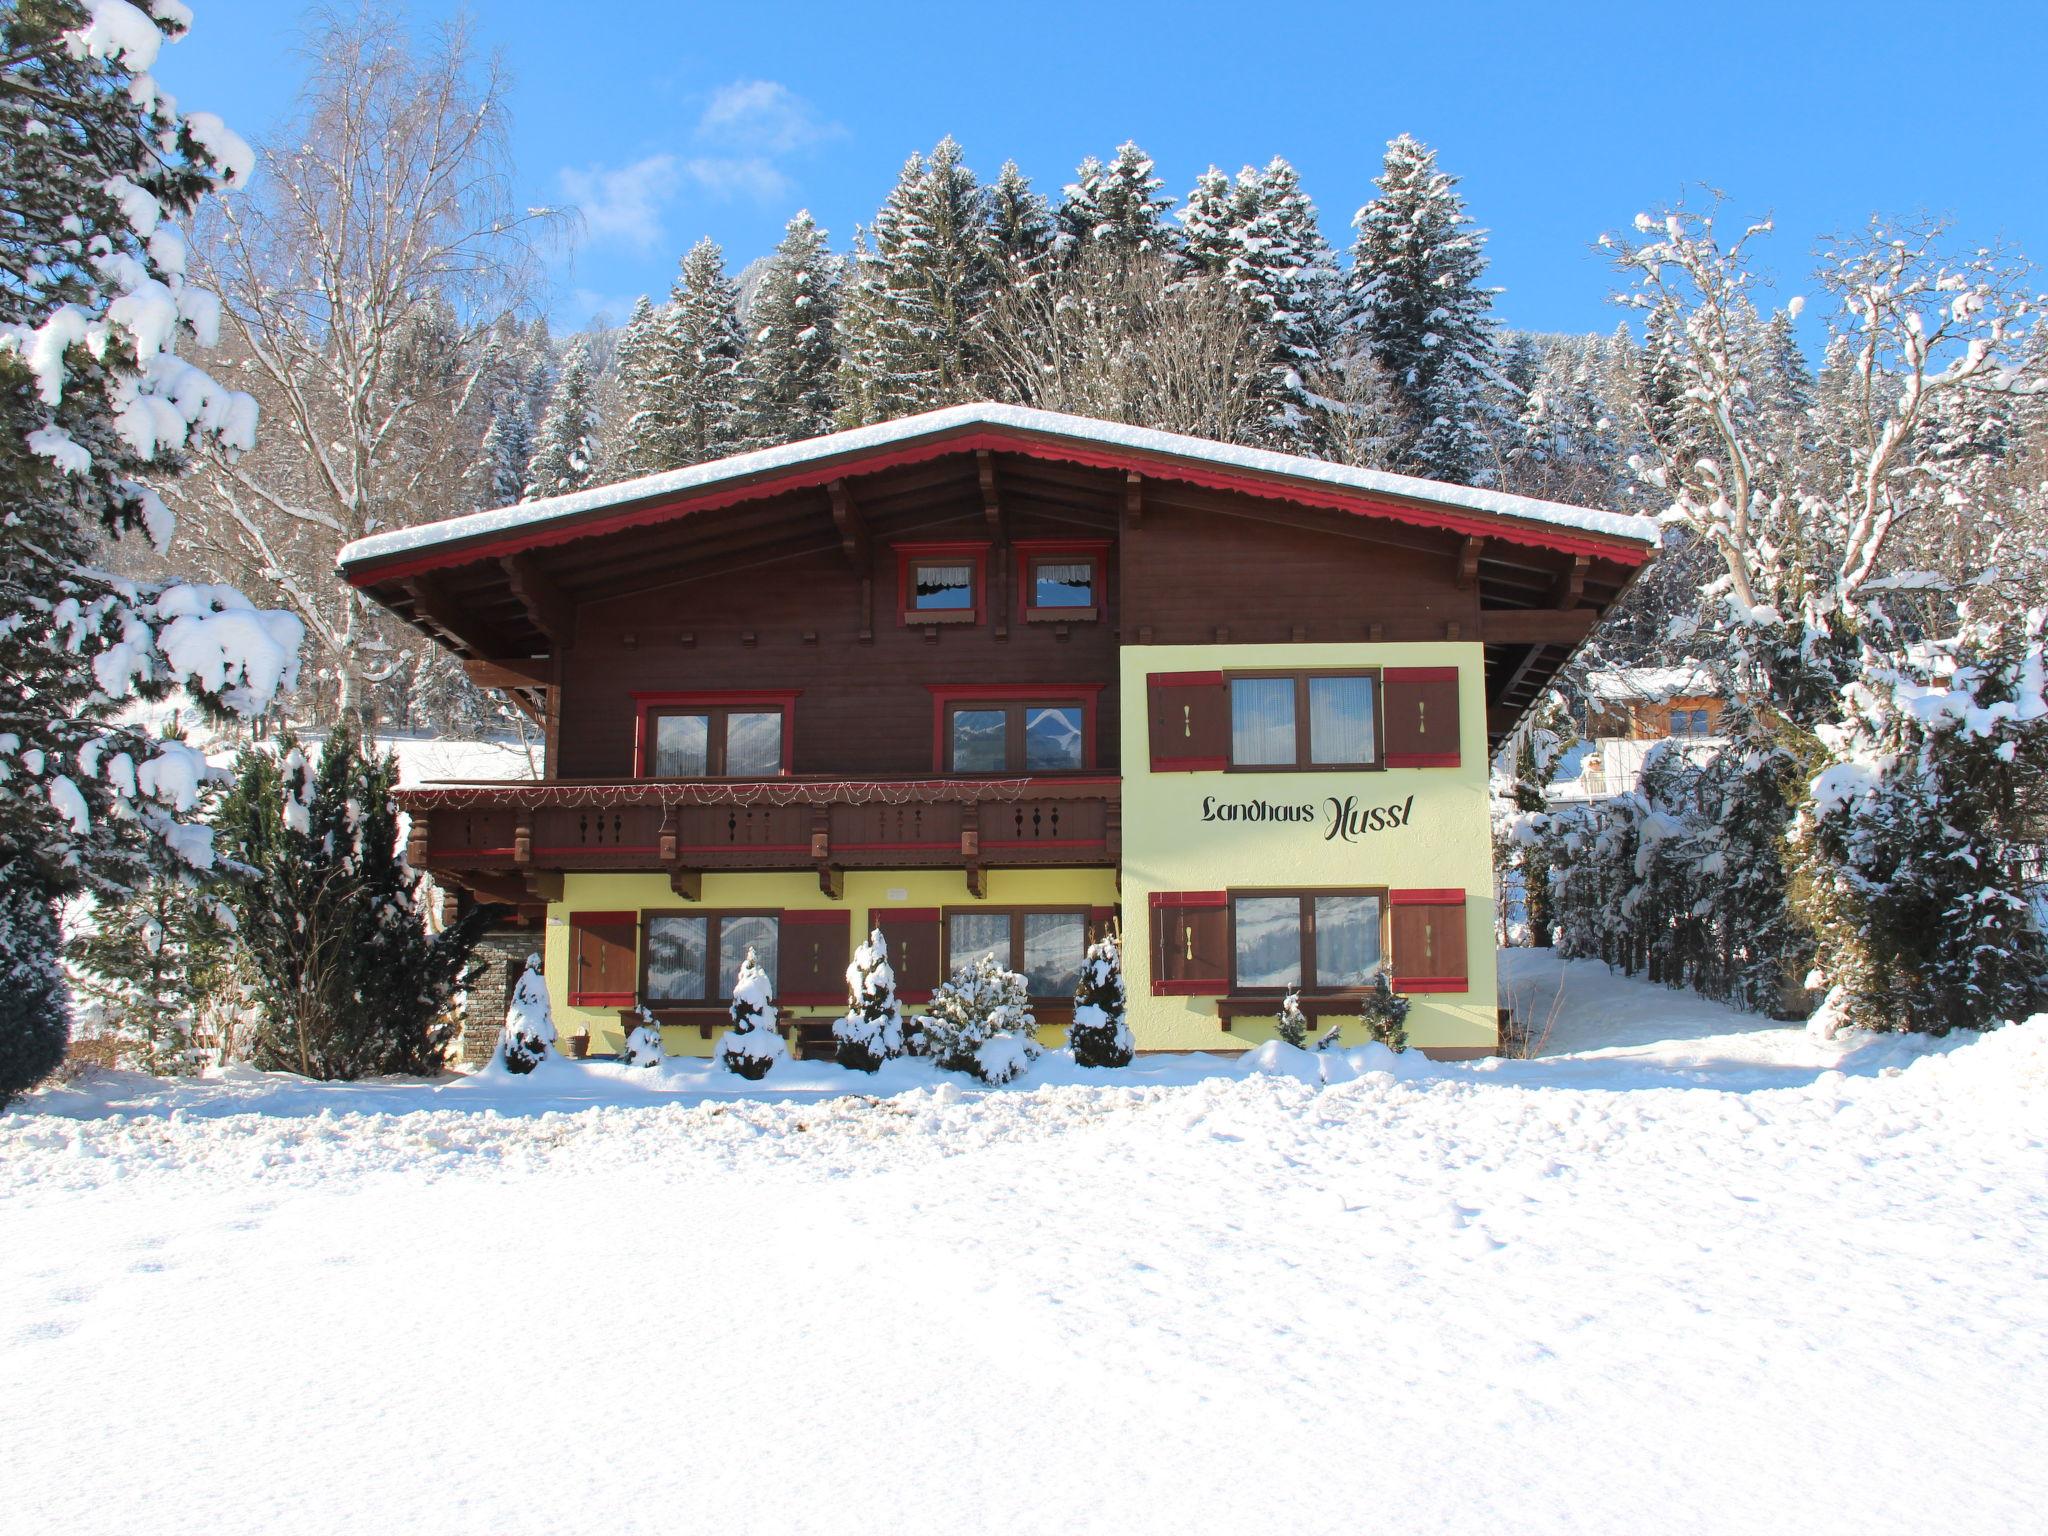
716,948,786,1081
1274,989,1309,1047
1068,929,1132,1068
621,1005,664,1069
832,928,903,1073
214,726,492,1079
919,956,1038,1083
497,955,555,1074
1358,973,1411,1052
1314,1023,1345,1053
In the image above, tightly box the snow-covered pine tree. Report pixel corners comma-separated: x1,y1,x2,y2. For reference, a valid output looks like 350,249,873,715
831,928,904,1073
498,954,555,1073
1359,973,1410,1051
1176,166,1248,278
1345,134,1505,484
1274,989,1309,1047
738,211,840,449
1058,141,1177,260
621,1004,663,1068
716,947,786,1079
524,338,602,498
467,319,542,508
609,294,670,475
1222,158,1343,452
838,139,993,423
0,2,305,1106
984,160,1056,284
919,955,1038,1084
67,875,234,1074
214,726,491,1078
663,237,747,464
1067,928,1132,1068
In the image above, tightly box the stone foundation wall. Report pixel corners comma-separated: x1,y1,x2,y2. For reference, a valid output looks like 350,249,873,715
462,933,538,1067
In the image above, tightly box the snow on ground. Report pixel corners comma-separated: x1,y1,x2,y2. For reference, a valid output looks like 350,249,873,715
6,956,2045,1536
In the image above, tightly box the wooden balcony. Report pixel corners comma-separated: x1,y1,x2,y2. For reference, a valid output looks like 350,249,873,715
400,775,1121,903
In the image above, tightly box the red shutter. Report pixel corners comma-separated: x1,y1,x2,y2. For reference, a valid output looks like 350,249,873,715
1149,891,1229,995
1389,889,1468,992
778,911,851,1006
570,911,638,1007
1147,672,1229,771
1384,667,1462,768
868,907,941,1004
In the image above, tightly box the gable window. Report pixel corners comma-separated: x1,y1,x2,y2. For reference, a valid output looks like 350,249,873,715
944,907,1089,998
1228,671,1380,770
1016,539,1109,622
635,692,796,779
1229,890,1385,994
930,684,1103,774
643,912,780,1005
896,542,988,626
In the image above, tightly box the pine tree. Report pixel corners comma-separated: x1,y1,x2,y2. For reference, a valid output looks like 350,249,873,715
984,160,1055,284
1274,989,1309,1047
663,236,747,463
1177,167,1246,278
716,947,786,1079
838,139,993,423
497,954,555,1074
524,338,602,498
920,955,1038,1083
1345,135,1504,484
67,875,234,1073
621,1005,663,1068
1059,141,1176,260
1,2,302,1105
1222,158,1343,451
832,928,904,1073
610,294,671,474
1068,929,1132,1068
214,726,492,1079
1359,973,1410,1051
467,318,542,508
738,211,840,448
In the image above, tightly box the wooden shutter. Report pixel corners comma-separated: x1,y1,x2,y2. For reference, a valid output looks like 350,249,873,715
1384,667,1462,768
1149,891,1228,996
778,911,851,1006
570,911,638,1007
1147,672,1229,771
1389,889,1468,992
868,907,941,1004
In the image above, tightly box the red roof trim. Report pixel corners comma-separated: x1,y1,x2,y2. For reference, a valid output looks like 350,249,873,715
342,426,1654,587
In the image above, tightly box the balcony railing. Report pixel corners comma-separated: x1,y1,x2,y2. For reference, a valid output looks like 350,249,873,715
400,775,1120,900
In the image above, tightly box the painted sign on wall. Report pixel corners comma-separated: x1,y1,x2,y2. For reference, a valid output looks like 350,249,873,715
1199,793,1416,842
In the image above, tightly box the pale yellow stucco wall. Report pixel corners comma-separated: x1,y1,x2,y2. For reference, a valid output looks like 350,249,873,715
1118,641,1499,1053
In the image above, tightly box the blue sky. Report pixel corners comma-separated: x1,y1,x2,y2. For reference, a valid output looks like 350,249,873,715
157,0,2046,337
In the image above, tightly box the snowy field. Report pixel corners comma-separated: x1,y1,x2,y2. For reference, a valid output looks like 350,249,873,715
5,952,2045,1536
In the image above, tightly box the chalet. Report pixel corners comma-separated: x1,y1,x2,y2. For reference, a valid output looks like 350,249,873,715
1548,665,1726,805
338,403,1657,1060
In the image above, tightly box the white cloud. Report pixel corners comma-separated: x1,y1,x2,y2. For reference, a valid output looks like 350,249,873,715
562,288,648,329
558,154,682,253
696,80,841,156
681,155,793,203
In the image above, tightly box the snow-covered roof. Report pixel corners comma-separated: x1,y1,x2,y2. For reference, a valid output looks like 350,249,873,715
1583,665,1721,704
338,402,1658,576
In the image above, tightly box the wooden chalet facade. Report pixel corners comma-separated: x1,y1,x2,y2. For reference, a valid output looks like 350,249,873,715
340,404,1656,1059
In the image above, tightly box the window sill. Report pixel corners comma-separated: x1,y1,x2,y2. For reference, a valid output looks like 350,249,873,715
1024,606,1099,624
903,609,979,626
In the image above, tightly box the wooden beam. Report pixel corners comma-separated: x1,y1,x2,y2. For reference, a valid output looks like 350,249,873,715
1125,470,1144,528
1458,536,1483,589
402,574,499,658
522,870,564,902
977,449,1004,538
827,478,869,569
1479,608,1597,645
1146,488,1463,561
499,554,576,647
463,657,552,689
667,866,702,902
980,450,1009,640
1555,554,1590,609
1491,643,1552,707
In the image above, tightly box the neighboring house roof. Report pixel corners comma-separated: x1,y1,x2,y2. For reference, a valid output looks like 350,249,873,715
337,401,1659,583
1582,664,1722,704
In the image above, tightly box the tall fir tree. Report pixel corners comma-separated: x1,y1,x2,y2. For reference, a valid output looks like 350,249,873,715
662,236,747,464
524,338,602,498
1177,166,1248,278
67,874,235,1073
738,210,840,448
1058,141,1177,259
1222,158,1343,452
837,139,993,423
984,160,1056,284
1345,134,1504,484
610,294,672,474
0,1,302,1104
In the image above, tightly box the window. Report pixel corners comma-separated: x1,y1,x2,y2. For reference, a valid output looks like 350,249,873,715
1031,559,1095,609
930,685,1101,773
1667,707,1712,738
636,693,795,779
1228,672,1380,770
943,908,1090,998
896,542,988,625
1016,540,1109,622
1228,890,1385,994
642,912,780,1005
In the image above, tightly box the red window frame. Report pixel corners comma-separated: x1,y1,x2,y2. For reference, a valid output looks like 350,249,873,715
926,683,1105,774
1013,538,1110,623
895,541,990,626
631,690,800,779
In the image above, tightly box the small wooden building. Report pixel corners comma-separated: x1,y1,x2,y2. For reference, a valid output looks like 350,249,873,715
340,404,1655,1058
